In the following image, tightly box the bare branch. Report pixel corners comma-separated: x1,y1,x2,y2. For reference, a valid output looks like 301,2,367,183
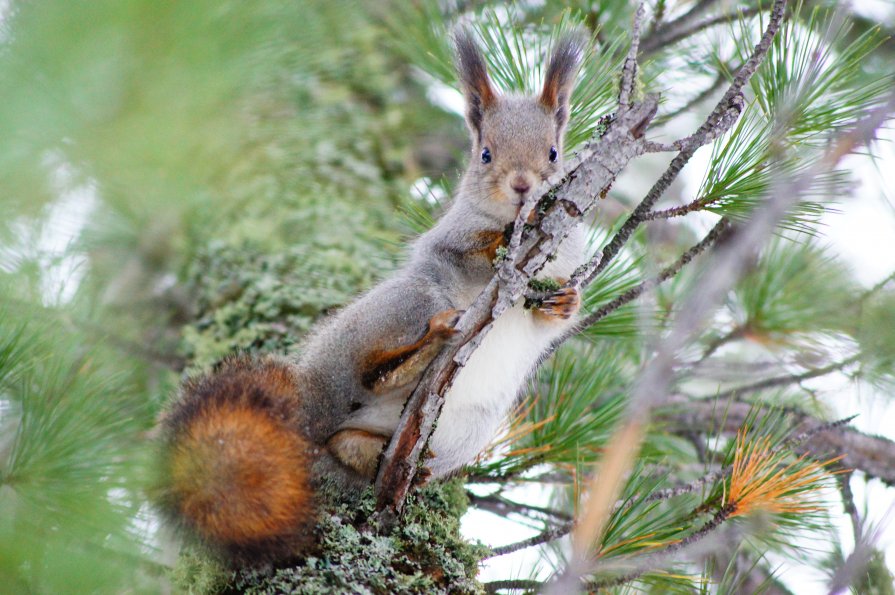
488,522,574,558
709,354,862,401
618,2,646,110
641,7,762,56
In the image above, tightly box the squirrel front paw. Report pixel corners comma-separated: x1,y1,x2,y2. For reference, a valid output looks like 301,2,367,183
534,285,580,320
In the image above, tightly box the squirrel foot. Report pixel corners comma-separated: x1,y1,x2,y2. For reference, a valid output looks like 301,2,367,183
535,285,580,320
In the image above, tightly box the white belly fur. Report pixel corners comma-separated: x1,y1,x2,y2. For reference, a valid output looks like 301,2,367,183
428,227,585,477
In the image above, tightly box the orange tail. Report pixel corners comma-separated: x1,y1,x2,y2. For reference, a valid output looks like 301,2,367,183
156,356,316,565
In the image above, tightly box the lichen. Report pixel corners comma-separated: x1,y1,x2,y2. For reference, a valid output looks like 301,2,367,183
179,235,396,372
173,479,487,594
527,277,562,293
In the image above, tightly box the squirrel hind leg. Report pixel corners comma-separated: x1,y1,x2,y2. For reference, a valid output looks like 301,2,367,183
327,428,388,480
156,356,316,566
360,308,462,394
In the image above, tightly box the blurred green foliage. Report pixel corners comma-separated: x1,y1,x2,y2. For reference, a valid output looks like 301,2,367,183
1,0,894,593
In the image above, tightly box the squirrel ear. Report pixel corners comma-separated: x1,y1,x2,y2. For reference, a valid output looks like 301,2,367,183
539,34,583,138
454,27,497,143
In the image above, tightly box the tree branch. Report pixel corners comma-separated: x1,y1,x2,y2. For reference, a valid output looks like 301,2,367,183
708,354,861,401
659,400,895,485
547,9,895,593
641,7,762,56
575,217,732,332
618,1,646,111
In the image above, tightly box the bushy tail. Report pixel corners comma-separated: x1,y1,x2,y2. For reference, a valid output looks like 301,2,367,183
155,356,317,565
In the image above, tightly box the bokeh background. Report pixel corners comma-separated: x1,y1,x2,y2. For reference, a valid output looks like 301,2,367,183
1,0,894,593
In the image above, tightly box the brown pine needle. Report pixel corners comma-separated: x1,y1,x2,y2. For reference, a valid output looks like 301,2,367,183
725,428,841,518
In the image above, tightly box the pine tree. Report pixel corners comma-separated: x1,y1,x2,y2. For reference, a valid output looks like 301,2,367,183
1,1,894,593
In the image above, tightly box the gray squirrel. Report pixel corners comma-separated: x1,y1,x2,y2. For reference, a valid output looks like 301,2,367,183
155,29,585,565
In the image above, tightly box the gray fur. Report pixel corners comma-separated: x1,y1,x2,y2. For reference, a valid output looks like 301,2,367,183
296,32,583,479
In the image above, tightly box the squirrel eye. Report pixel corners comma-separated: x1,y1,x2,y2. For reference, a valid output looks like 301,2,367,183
549,146,558,163
481,147,492,164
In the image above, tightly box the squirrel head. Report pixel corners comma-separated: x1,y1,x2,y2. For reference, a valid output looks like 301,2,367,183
454,28,582,221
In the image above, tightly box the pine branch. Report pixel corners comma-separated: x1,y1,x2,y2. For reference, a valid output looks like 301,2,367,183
575,217,732,331
488,522,574,558
548,16,895,595
585,504,736,590
568,0,783,290
484,415,853,567
660,400,895,485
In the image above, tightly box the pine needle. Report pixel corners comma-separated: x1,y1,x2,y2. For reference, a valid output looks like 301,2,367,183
725,428,842,518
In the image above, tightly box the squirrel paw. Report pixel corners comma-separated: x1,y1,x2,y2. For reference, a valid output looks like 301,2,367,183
429,308,464,336
536,286,580,320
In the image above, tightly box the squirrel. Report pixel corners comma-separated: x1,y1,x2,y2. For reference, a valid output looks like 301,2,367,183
154,29,585,566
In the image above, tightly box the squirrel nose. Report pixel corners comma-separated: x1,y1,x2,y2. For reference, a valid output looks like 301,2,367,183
510,176,531,195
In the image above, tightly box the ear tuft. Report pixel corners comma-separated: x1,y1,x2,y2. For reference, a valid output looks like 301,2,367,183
539,33,583,137
454,27,497,142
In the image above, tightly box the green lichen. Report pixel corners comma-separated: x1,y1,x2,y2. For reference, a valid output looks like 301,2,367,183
171,550,231,595
492,245,508,265
168,480,487,594
524,277,562,311
180,235,396,371
527,277,561,293
595,112,616,137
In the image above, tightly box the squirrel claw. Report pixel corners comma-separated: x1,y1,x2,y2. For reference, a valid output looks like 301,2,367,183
536,286,580,320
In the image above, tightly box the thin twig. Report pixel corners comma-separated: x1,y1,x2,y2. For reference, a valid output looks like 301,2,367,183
642,195,711,220
641,7,762,56
575,218,731,332
694,325,747,363
483,579,543,594
709,354,861,401
488,522,574,558
656,64,735,125
618,2,646,110
468,491,573,523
